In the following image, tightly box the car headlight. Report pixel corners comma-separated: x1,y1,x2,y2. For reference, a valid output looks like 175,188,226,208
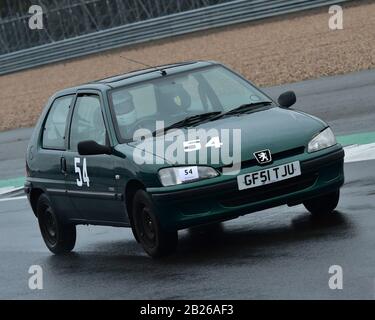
158,166,219,187
308,127,337,153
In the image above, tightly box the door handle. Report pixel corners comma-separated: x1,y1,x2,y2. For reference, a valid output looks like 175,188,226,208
60,157,67,174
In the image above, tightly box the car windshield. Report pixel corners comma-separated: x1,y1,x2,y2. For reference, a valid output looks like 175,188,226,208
109,65,272,142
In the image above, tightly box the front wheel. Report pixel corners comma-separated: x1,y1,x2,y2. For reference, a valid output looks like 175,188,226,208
132,190,177,258
303,190,340,217
37,194,76,254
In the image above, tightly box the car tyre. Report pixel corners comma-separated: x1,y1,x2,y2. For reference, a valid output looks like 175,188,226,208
37,194,76,254
132,190,177,258
303,190,340,217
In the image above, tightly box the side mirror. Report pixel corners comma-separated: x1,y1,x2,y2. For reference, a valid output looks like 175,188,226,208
278,91,296,108
78,140,112,156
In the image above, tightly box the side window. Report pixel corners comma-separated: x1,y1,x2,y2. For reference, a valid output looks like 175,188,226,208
70,95,107,151
42,95,73,150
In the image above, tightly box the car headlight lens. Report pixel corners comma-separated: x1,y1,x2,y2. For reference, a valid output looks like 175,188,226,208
308,127,337,153
158,166,219,187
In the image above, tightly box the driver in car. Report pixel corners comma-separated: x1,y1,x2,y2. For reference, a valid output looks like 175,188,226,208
156,82,192,123
112,90,138,136
113,81,194,139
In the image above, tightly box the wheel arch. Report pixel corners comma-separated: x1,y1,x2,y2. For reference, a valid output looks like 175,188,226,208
125,179,146,242
29,188,45,217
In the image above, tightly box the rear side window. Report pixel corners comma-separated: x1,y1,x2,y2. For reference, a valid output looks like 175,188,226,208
42,95,73,150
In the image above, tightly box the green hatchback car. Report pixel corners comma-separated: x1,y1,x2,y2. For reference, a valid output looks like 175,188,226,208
25,61,344,257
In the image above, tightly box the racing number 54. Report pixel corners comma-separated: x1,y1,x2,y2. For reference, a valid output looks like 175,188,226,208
183,136,223,152
74,157,90,187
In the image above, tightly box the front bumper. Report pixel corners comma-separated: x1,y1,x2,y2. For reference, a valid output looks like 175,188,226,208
149,147,345,230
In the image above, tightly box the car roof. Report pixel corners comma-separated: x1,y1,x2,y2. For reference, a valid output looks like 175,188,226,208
54,60,218,97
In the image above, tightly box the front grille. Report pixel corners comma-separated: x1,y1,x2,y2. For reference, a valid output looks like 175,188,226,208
219,172,317,207
220,146,305,172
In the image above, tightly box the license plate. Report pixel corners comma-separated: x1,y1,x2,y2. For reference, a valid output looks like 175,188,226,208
237,161,301,191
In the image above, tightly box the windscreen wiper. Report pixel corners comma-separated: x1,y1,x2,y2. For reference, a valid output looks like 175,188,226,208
152,111,222,136
208,101,273,121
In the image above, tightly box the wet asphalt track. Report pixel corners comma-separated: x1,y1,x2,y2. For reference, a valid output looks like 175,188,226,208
0,69,374,299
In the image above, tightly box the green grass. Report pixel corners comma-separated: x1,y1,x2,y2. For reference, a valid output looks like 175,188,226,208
0,176,25,189
337,131,375,146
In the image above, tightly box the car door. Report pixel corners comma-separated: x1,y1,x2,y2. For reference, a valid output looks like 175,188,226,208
64,91,126,224
35,94,78,220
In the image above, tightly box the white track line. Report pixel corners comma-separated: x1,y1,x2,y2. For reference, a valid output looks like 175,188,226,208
344,142,375,163
0,186,23,196
0,196,27,202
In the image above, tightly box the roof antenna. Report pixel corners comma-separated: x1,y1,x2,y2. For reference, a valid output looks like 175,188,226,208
120,55,167,76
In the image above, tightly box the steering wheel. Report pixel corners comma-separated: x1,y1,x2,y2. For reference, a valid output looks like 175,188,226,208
131,109,197,134
132,118,160,132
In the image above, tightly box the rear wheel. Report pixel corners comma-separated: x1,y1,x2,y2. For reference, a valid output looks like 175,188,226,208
132,190,177,258
303,190,340,217
37,194,76,254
